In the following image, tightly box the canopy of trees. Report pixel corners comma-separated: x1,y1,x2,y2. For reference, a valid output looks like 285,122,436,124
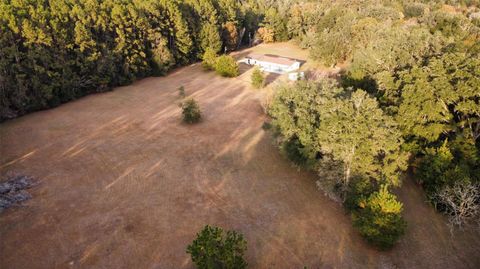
267,0,480,246
0,0,268,120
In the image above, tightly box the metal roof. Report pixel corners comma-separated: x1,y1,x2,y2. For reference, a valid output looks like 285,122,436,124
246,54,298,66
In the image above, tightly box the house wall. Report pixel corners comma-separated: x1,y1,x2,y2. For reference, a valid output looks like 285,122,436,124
248,59,299,74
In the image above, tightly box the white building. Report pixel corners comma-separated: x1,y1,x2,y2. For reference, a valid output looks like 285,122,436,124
243,54,301,74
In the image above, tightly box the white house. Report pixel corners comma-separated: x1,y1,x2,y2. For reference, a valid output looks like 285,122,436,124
242,54,301,74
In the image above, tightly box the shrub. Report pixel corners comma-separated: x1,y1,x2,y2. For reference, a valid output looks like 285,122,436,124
202,48,218,70
215,55,239,77
403,3,426,18
351,185,407,250
186,225,247,269
251,67,265,88
178,86,185,98
181,98,201,124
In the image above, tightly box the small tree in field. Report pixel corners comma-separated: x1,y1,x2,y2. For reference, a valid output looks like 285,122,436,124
251,67,265,88
202,48,218,70
215,55,239,77
351,185,407,249
187,225,247,269
181,98,201,124
178,86,185,98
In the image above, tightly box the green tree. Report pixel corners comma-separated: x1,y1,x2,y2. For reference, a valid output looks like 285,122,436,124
202,48,218,70
348,26,445,81
310,8,357,66
417,138,479,200
186,225,247,269
215,55,239,77
352,185,407,250
263,7,289,42
269,80,337,162
316,89,408,189
181,98,201,124
250,67,264,88
269,80,408,193
150,35,175,75
200,22,222,54
386,52,480,146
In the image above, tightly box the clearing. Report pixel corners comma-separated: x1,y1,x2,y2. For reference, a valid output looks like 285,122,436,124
1,43,479,268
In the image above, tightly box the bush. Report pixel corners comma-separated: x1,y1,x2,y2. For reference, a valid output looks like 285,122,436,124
215,55,239,77
181,98,201,124
403,3,426,18
178,86,185,98
351,185,407,250
202,48,218,70
186,225,247,269
251,67,265,88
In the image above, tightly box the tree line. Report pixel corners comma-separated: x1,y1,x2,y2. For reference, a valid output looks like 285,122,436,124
0,0,271,120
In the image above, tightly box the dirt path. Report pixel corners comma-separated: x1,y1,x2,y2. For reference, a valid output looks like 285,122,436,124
1,45,479,268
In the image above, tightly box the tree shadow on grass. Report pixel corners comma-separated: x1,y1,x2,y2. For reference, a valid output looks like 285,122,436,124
264,73,282,87
238,63,254,76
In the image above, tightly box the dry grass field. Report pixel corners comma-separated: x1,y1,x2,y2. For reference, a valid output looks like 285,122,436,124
1,43,479,269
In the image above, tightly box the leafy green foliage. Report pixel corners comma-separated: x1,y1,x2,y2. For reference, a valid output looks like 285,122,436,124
0,0,263,121
348,26,445,81
200,22,222,55
215,55,239,77
378,52,480,147
316,89,408,188
269,77,410,247
281,136,310,167
262,7,289,42
417,142,455,195
181,98,201,124
202,48,218,71
186,225,247,269
310,8,357,66
417,138,479,202
351,186,407,250
250,67,264,88
269,79,408,190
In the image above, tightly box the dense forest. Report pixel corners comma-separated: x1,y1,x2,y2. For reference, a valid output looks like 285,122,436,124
0,0,268,120
265,0,480,248
1,0,479,250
